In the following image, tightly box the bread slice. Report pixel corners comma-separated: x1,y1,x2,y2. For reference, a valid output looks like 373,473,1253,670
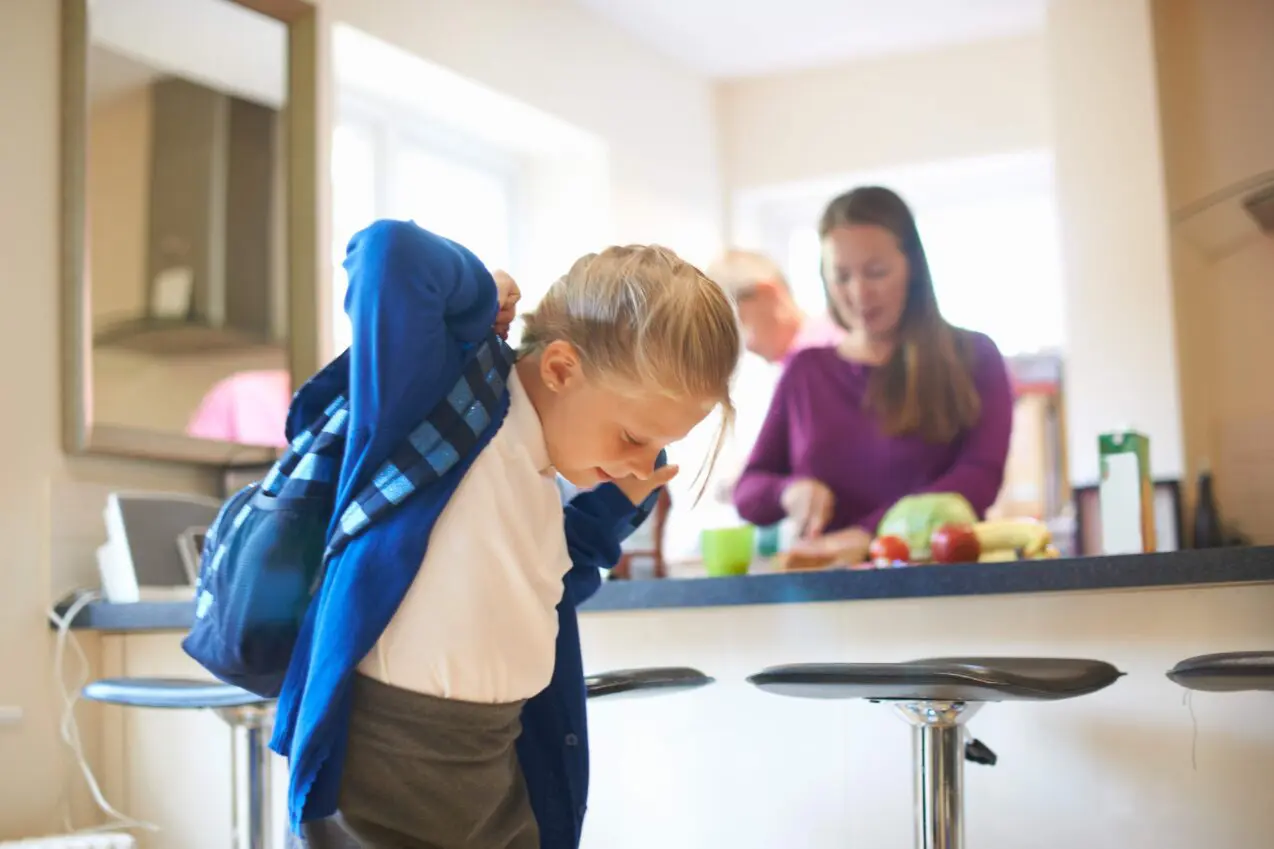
774,550,838,571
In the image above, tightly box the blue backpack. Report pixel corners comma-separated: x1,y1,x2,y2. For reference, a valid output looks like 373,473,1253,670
182,336,515,697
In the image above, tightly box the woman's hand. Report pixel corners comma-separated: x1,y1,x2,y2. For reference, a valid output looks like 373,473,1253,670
790,526,872,567
614,464,680,507
781,477,835,538
492,270,520,340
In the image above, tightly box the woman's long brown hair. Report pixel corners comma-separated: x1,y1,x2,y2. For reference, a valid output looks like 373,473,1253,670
819,186,981,444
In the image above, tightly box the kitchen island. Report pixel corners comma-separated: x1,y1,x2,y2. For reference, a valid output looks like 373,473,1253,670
61,547,1274,849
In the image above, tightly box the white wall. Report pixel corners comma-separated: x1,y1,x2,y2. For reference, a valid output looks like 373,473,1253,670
324,0,724,268
1046,0,1183,485
717,34,1052,194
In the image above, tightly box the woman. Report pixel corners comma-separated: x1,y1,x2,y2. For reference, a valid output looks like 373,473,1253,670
732,186,1013,564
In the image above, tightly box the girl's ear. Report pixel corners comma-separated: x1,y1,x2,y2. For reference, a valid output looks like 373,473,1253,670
539,340,582,392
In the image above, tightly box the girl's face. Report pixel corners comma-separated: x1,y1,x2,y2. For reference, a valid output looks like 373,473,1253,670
821,224,910,341
528,342,715,489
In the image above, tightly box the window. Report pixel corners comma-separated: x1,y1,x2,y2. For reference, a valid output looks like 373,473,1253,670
784,228,826,316
329,100,520,353
390,145,514,272
917,195,1065,356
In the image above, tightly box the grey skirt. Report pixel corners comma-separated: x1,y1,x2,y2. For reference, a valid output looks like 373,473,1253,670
300,674,539,849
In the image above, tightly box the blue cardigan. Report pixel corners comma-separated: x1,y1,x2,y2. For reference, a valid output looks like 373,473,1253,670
269,221,655,847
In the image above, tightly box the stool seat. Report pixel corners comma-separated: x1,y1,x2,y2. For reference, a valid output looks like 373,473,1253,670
1167,651,1274,692
83,676,274,849
748,656,1123,849
585,666,714,700
82,677,268,710
748,657,1122,703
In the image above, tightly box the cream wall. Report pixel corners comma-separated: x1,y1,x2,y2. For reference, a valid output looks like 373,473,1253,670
0,2,223,840
1154,0,1274,543
716,34,1052,193
1047,0,1183,487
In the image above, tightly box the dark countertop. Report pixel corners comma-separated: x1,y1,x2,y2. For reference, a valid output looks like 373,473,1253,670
54,545,1274,632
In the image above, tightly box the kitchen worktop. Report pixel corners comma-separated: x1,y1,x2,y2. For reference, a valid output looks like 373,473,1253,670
54,545,1274,631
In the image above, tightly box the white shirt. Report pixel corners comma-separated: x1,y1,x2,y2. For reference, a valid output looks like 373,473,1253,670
357,370,572,703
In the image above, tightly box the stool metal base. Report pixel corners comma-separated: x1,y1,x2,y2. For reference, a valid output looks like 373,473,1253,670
894,701,981,849
217,703,275,849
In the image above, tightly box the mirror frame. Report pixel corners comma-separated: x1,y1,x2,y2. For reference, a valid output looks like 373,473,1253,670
60,0,322,466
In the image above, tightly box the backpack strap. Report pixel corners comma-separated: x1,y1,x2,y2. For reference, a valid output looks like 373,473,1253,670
327,334,516,557
264,395,351,501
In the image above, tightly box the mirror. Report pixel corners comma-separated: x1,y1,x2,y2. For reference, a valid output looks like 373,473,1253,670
62,0,319,465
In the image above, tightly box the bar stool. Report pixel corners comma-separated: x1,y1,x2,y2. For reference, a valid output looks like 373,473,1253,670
747,657,1123,849
586,666,714,700
82,678,275,849
1167,651,1274,692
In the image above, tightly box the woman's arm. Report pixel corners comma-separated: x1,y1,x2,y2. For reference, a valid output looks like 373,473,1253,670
855,335,1015,534
732,375,795,527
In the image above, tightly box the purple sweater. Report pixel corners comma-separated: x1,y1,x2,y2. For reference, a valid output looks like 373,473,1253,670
734,331,1014,535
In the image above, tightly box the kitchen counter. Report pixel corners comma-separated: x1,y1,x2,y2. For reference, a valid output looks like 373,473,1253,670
55,545,1274,631
68,546,1274,849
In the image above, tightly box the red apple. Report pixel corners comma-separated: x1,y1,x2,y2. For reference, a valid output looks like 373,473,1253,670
930,523,981,564
869,535,910,568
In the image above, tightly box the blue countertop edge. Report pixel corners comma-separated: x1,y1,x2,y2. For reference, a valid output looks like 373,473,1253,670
52,546,1274,632
581,546,1274,612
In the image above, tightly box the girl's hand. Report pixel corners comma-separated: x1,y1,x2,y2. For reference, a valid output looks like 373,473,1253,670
780,477,835,538
492,270,520,340
615,464,679,507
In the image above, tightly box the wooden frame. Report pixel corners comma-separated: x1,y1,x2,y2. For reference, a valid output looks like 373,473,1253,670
59,0,321,465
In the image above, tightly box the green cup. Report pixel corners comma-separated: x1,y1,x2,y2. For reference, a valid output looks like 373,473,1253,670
701,525,755,577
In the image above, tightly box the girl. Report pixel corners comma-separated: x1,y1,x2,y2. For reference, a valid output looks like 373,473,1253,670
277,221,740,849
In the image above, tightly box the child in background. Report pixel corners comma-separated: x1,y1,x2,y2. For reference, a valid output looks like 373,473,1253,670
279,221,741,849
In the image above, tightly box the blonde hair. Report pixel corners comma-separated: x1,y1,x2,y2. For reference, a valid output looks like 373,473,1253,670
521,244,741,496
705,249,788,299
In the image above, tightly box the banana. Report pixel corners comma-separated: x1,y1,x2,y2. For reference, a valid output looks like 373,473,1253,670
973,519,1052,558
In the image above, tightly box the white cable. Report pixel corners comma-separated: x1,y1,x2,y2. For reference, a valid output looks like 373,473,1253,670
47,591,160,836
